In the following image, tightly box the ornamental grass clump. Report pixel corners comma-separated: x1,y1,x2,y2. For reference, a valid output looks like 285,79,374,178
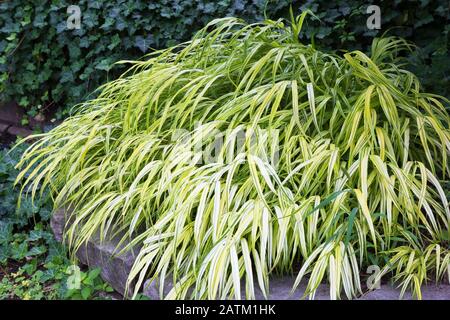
15,14,450,300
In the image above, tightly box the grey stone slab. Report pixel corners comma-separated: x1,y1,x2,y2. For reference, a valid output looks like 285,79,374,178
0,123,9,133
51,207,450,300
0,101,23,125
50,207,66,242
75,232,141,296
50,207,140,296
359,284,450,300
6,126,33,137
142,276,331,300
142,276,450,300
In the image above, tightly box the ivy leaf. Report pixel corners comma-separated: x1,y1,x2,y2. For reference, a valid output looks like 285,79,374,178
95,59,113,71
56,21,66,34
11,242,28,260
81,287,92,299
107,34,121,50
88,268,101,280
135,35,154,53
27,245,47,257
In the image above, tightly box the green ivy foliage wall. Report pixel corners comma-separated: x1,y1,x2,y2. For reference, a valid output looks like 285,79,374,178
0,1,448,120
0,0,291,119
298,0,449,105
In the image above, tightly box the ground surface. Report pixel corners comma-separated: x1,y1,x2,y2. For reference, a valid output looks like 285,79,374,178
51,208,450,300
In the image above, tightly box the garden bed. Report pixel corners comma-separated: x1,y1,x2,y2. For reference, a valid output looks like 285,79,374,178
13,13,450,301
